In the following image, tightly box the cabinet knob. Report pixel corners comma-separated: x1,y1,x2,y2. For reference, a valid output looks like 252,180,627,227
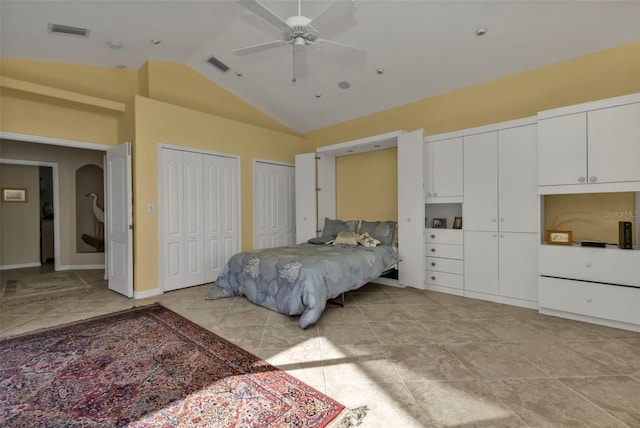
431,248,436,253
585,262,592,268
492,233,497,238
499,218,504,222
586,297,593,303
578,176,586,183
431,276,436,281
500,234,504,238
427,193,432,197
431,262,436,267
430,234,436,239
491,218,497,222
433,192,438,197
589,176,598,183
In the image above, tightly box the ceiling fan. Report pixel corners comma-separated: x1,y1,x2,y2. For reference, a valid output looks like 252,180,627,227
234,0,365,84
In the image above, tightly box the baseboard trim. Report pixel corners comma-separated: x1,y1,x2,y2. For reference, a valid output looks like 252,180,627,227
134,288,162,299
0,262,41,271
58,264,105,271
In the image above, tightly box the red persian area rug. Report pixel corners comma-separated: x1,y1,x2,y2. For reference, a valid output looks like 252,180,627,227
0,303,363,427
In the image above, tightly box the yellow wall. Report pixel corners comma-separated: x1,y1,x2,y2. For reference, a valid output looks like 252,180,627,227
142,61,297,136
132,96,307,291
304,42,640,221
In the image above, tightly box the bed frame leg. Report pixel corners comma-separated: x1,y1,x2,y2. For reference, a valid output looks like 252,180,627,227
327,292,345,307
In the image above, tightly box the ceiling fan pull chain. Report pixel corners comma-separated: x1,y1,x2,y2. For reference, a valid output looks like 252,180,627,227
292,45,297,86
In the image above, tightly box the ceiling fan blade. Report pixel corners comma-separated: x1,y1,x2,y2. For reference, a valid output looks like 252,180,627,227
233,40,287,56
309,0,357,39
238,0,288,31
293,46,308,80
315,38,367,56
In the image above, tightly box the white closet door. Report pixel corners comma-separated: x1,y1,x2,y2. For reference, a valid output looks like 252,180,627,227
183,151,204,287
295,153,317,243
162,148,185,291
317,153,336,232
254,161,295,249
203,154,239,282
464,132,498,231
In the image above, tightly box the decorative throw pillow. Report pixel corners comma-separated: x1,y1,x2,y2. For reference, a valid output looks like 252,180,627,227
321,218,359,239
333,231,358,246
358,220,396,246
357,232,380,248
307,236,334,245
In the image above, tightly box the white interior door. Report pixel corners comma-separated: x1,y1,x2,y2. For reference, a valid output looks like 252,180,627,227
106,142,133,297
295,153,317,243
183,151,204,287
161,148,185,291
254,161,295,249
204,154,239,282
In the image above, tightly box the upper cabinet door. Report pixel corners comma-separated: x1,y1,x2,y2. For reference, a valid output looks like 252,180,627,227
464,131,498,231
537,113,587,186
432,137,463,198
498,124,538,233
424,141,434,198
587,103,640,184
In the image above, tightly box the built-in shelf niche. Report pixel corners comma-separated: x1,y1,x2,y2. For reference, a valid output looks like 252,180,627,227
425,203,462,230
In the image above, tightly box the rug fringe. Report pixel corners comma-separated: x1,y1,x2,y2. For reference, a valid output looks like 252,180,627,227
328,405,369,427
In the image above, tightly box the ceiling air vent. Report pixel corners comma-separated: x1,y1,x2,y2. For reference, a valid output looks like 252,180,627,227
48,23,91,38
206,55,230,73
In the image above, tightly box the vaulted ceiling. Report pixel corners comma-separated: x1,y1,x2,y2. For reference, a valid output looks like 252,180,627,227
1,1,638,133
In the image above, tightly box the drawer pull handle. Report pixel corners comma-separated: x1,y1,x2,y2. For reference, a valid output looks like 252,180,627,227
431,248,436,253
431,276,436,281
430,234,436,239
585,262,592,268
586,297,593,303
578,176,586,183
431,262,436,267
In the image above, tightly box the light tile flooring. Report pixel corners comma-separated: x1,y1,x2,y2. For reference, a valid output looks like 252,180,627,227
2,267,640,427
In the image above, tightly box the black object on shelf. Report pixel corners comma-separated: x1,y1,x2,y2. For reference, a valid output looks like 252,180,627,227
581,241,606,248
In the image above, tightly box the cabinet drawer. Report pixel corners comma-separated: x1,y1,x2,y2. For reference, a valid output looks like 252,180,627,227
425,270,464,289
539,245,640,286
425,228,463,245
425,243,463,259
425,257,463,274
539,276,640,325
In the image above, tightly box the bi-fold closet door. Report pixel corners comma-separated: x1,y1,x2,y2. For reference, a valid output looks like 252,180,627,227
161,147,239,291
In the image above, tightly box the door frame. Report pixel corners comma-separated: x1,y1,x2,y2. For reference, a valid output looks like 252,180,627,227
252,159,295,249
0,131,112,273
157,143,242,293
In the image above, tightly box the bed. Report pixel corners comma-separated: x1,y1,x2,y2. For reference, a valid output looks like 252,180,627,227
206,219,399,328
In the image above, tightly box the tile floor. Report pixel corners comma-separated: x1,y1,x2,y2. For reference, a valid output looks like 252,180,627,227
2,267,640,427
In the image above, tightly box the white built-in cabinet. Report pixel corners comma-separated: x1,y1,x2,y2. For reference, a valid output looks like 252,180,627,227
463,119,539,306
537,93,640,332
424,136,463,202
538,94,640,192
161,147,239,291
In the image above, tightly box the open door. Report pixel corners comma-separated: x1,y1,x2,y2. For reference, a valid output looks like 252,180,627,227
105,142,133,297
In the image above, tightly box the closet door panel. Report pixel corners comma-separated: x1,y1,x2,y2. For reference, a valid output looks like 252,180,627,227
183,151,204,287
295,153,317,243
162,148,185,291
464,132,498,231
204,154,239,282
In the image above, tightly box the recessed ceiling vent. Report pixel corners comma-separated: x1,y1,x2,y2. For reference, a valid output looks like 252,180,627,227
48,23,91,38
206,55,230,73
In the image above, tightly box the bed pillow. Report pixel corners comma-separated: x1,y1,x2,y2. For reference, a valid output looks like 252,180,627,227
307,236,334,245
358,220,396,246
321,218,359,239
357,232,380,248
333,231,358,246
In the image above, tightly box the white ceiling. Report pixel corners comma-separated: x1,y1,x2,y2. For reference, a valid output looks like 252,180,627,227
1,1,639,133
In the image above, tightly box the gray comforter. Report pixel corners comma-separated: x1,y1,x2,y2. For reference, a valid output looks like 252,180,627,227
207,243,398,328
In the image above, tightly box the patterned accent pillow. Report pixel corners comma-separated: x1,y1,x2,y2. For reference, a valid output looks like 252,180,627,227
321,218,359,239
358,220,396,246
357,232,380,248
333,231,358,246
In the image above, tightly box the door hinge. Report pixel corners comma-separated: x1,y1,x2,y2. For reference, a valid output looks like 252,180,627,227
129,224,133,230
